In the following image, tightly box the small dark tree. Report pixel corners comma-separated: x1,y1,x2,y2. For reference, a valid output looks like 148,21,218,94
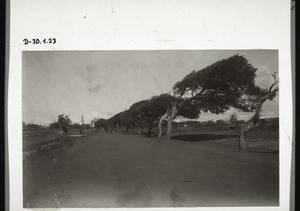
56,114,72,134
228,112,238,129
229,113,238,124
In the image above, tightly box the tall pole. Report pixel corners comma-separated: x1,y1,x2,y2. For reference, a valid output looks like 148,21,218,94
81,115,84,125
80,115,84,135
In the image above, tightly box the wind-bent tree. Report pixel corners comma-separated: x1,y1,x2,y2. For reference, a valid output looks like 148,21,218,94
122,105,146,132
138,94,174,137
108,112,126,131
94,118,108,130
127,100,151,135
157,98,200,138
110,101,150,134
109,95,177,137
158,55,259,139
238,72,278,152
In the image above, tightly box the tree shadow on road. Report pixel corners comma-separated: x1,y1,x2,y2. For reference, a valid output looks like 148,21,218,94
171,134,239,142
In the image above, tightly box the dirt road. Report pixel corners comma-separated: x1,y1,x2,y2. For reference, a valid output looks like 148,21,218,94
23,131,279,208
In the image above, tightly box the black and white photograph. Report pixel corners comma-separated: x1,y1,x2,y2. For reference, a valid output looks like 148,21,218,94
22,50,279,208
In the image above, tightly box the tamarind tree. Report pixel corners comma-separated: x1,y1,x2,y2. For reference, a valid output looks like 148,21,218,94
238,72,278,152
158,55,259,139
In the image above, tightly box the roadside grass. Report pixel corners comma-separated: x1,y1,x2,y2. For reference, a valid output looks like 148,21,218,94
170,130,279,153
23,129,93,159
23,129,63,152
23,127,279,159
125,126,279,153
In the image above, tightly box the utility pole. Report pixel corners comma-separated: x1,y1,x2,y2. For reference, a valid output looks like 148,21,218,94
81,115,84,125
80,115,84,135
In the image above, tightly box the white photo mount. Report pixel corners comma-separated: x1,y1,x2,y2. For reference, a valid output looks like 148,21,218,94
7,0,293,210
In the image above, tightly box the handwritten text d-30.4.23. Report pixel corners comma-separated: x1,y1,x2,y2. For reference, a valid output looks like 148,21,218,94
23,38,56,45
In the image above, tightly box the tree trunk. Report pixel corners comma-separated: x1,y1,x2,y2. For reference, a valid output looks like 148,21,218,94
166,117,173,138
158,111,169,138
238,76,279,152
239,104,261,152
239,131,245,152
138,127,141,135
166,106,178,139
239,121,256,152
147,124,153,137
116,123,119,131
158,117,164,138
125,124,130,132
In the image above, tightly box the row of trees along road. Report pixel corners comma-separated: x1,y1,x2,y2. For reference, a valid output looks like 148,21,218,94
94,55,278,152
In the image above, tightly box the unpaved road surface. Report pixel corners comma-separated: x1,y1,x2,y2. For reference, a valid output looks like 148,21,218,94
23,131,279,208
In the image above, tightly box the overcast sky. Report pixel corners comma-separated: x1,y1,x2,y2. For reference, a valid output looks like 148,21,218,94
22,50,278,125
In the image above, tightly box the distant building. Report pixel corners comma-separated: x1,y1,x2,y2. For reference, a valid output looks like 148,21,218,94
41,125,50,129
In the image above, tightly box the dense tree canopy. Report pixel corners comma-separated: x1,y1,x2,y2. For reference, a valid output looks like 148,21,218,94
91,54,278,143
157,55,270,138
98,94,200,137
50,114,72,133
173,55,259,114
94,118,108,129
125,95,173,136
